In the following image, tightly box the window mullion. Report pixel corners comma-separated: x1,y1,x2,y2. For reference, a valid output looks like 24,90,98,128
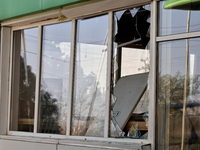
67,19,76,136
104,11,113,138
7,29,13,134
148,0,157,149
1,27,12,134
34,25,42,133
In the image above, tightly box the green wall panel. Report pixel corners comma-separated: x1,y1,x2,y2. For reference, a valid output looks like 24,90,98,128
42,0,89,10
0,0,90,21
164,0,200,10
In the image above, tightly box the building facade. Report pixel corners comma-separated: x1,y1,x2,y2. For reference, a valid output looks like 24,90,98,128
0,0,200,149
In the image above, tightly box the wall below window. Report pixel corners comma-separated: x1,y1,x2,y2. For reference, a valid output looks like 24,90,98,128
0,0,92,21
0,137,150,150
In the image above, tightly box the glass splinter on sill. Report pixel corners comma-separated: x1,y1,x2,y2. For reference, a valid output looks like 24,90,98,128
128,123,141,138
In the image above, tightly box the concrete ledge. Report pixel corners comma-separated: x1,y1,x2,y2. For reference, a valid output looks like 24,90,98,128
0,135,151,150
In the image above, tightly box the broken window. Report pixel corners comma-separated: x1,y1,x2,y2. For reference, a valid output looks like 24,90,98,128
9,3,152,140
110,4,151,139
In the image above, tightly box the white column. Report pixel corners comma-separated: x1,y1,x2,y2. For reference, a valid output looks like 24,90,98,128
0,26,11,134
148,0,157,149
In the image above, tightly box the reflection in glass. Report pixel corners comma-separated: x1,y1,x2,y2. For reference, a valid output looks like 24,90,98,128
38,22,71,134
184,38,200,150
157,40,186,149
72,15,108,137
158,1,200,36
110,4,150,139
157,38,200,149
10,28,38,132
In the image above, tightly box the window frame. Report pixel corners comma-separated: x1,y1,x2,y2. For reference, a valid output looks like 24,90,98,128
3,0,156,146
156,1,200,150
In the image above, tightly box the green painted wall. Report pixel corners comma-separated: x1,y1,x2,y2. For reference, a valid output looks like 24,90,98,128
0,0,90,21
164,0,200,10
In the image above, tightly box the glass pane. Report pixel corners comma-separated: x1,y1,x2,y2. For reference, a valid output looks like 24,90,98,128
158,1,200,36
10,28,38,132
110,4,150,139
38,22,71,134
157,40,186,149
72,15,108,137
184,38,200,149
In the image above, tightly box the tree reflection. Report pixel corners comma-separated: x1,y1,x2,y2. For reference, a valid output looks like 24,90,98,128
19,56,61,133
19,56,36,132
39,89,61,134
158,72,200,113
72,68,106,136
158,71,200,149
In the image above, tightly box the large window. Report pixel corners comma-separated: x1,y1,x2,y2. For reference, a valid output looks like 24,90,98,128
9,3,151,141
10,22,72,134
157,1,200,149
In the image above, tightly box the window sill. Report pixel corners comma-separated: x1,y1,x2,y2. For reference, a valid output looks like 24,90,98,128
0,135,150,150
